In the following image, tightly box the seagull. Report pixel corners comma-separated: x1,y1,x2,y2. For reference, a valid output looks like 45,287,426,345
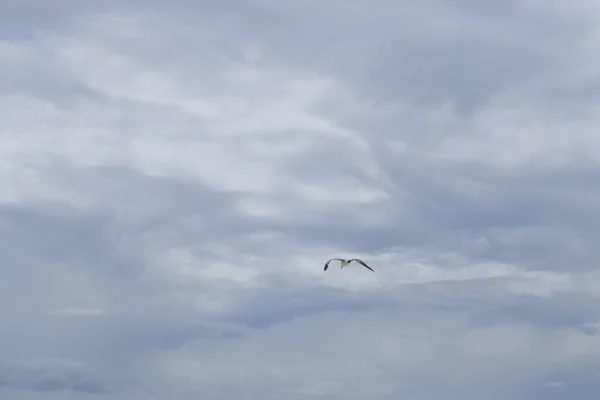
323,258,375,272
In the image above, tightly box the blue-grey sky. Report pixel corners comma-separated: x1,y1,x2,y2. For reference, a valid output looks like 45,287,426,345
2,1,600,399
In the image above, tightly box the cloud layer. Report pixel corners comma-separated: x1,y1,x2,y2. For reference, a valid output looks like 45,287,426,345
3,1,600,398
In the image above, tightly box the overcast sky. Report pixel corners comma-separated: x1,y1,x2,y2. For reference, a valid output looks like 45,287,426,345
2,1,600,399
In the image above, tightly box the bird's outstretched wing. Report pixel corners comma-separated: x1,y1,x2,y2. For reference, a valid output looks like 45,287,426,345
324,258,344,271
349,258,375,272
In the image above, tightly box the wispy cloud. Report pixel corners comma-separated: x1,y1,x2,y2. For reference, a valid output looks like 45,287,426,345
2,1,600,398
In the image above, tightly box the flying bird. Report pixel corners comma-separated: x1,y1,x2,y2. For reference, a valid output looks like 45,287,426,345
323,258,375,272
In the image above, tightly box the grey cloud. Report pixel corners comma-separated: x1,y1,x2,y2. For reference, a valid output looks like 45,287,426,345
522,359,600,400
0,359,114,394
3,0,600,399
134,0,591,113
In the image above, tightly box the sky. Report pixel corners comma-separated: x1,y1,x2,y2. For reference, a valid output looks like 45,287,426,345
2,0,600,399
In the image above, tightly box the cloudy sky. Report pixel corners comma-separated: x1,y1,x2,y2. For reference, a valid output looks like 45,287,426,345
2,0,600,398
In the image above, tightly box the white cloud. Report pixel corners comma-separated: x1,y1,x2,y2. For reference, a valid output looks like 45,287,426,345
3,1,600,399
